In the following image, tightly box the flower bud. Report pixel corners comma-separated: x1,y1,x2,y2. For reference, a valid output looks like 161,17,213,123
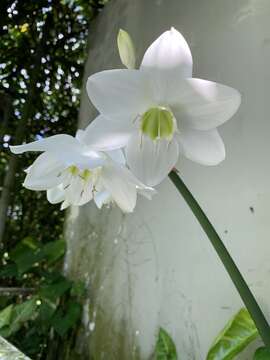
117,29,136,69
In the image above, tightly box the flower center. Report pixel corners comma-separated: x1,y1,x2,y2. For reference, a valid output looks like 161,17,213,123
64,165,102,200
140,106,175,140
80,169,92,181
68,165,79,176
67,165,101,188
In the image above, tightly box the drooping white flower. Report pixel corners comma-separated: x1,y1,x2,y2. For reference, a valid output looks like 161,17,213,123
86,27,241,186
10,127,155,213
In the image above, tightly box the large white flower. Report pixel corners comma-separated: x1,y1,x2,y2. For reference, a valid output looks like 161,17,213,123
10,127,155,213
86,27,241,186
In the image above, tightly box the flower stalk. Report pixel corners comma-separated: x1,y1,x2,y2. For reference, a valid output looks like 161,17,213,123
169,170,270,348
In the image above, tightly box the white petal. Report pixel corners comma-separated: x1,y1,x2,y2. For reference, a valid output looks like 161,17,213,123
60,200,70,210
82,115,133,150
75,129,85,143
87,69,153,120
172,78,241,131
110,162,156,198
125,133,179,186
94,190,111,209
10,134,78,154
101,162,137,213
10,134,105,169
47,185,65,204
23,153,64,191
77,181,93,206
106,149,126,165
64,176,93,206
177,128,225,166
64,176,83,205
141,27,192,78
72,150,105,170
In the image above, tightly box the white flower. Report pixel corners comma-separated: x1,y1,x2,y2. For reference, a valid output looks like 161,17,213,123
86,27,241,186
10,127,155,213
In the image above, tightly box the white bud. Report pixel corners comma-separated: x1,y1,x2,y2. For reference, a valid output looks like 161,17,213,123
117,29,136,69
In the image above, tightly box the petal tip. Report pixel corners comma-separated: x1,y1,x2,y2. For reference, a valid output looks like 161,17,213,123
9,145,20,154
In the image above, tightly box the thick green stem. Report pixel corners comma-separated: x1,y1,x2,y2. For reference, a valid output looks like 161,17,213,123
169,170,270,348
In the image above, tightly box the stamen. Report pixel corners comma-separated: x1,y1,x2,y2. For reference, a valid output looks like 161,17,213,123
133,114,141,124
140,133,143,149
140,106,175,141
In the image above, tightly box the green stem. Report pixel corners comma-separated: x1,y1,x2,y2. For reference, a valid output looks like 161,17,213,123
169,170,270,348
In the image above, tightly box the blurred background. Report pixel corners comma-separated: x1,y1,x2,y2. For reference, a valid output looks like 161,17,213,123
0,1,107,358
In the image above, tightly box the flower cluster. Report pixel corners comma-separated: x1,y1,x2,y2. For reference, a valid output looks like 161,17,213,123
10,28,241,212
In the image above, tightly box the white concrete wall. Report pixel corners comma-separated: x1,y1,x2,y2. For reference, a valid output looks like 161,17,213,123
65,1,270,358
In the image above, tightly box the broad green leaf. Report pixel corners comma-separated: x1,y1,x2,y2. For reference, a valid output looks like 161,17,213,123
9,239,43,274
117,29,136,69
254,347,270,359
51,301,82,337
37,299,57,332
207,308,259,360
0,305,13,329
40,239,66,264
39,279,71,302
155,327,178,360
21,237,39,250
12,249,43,275
9,298,37,335
9,239,65,274
1,298,38,337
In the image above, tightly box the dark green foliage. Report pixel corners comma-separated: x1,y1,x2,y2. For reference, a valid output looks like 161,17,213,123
0,298,38,337
0,0,108,358
50,300,82,337
0,0,106,247
0,237,86,358
254,347,270,359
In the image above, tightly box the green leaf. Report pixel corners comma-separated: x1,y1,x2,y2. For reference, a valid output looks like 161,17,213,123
254,347,270,359
51,301,82,337
117,29,136,69
207,308,259,360
70,280,86,298
1,298,37,337
39,279,71,302
155,327,178,360
37,299,57,333
40,239,66,264
21,237,40,250
0,305,13,329
9,240,43,274
9,239,65,274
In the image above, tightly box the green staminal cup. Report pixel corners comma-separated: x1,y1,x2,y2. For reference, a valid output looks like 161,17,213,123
68,165,79,176
80,169,92,181
140,106,175,140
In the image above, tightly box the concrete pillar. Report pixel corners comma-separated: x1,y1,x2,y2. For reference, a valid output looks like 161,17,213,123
65,1,270,358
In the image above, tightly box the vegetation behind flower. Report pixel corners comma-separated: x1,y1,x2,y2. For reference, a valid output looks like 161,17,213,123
0,0,108,358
